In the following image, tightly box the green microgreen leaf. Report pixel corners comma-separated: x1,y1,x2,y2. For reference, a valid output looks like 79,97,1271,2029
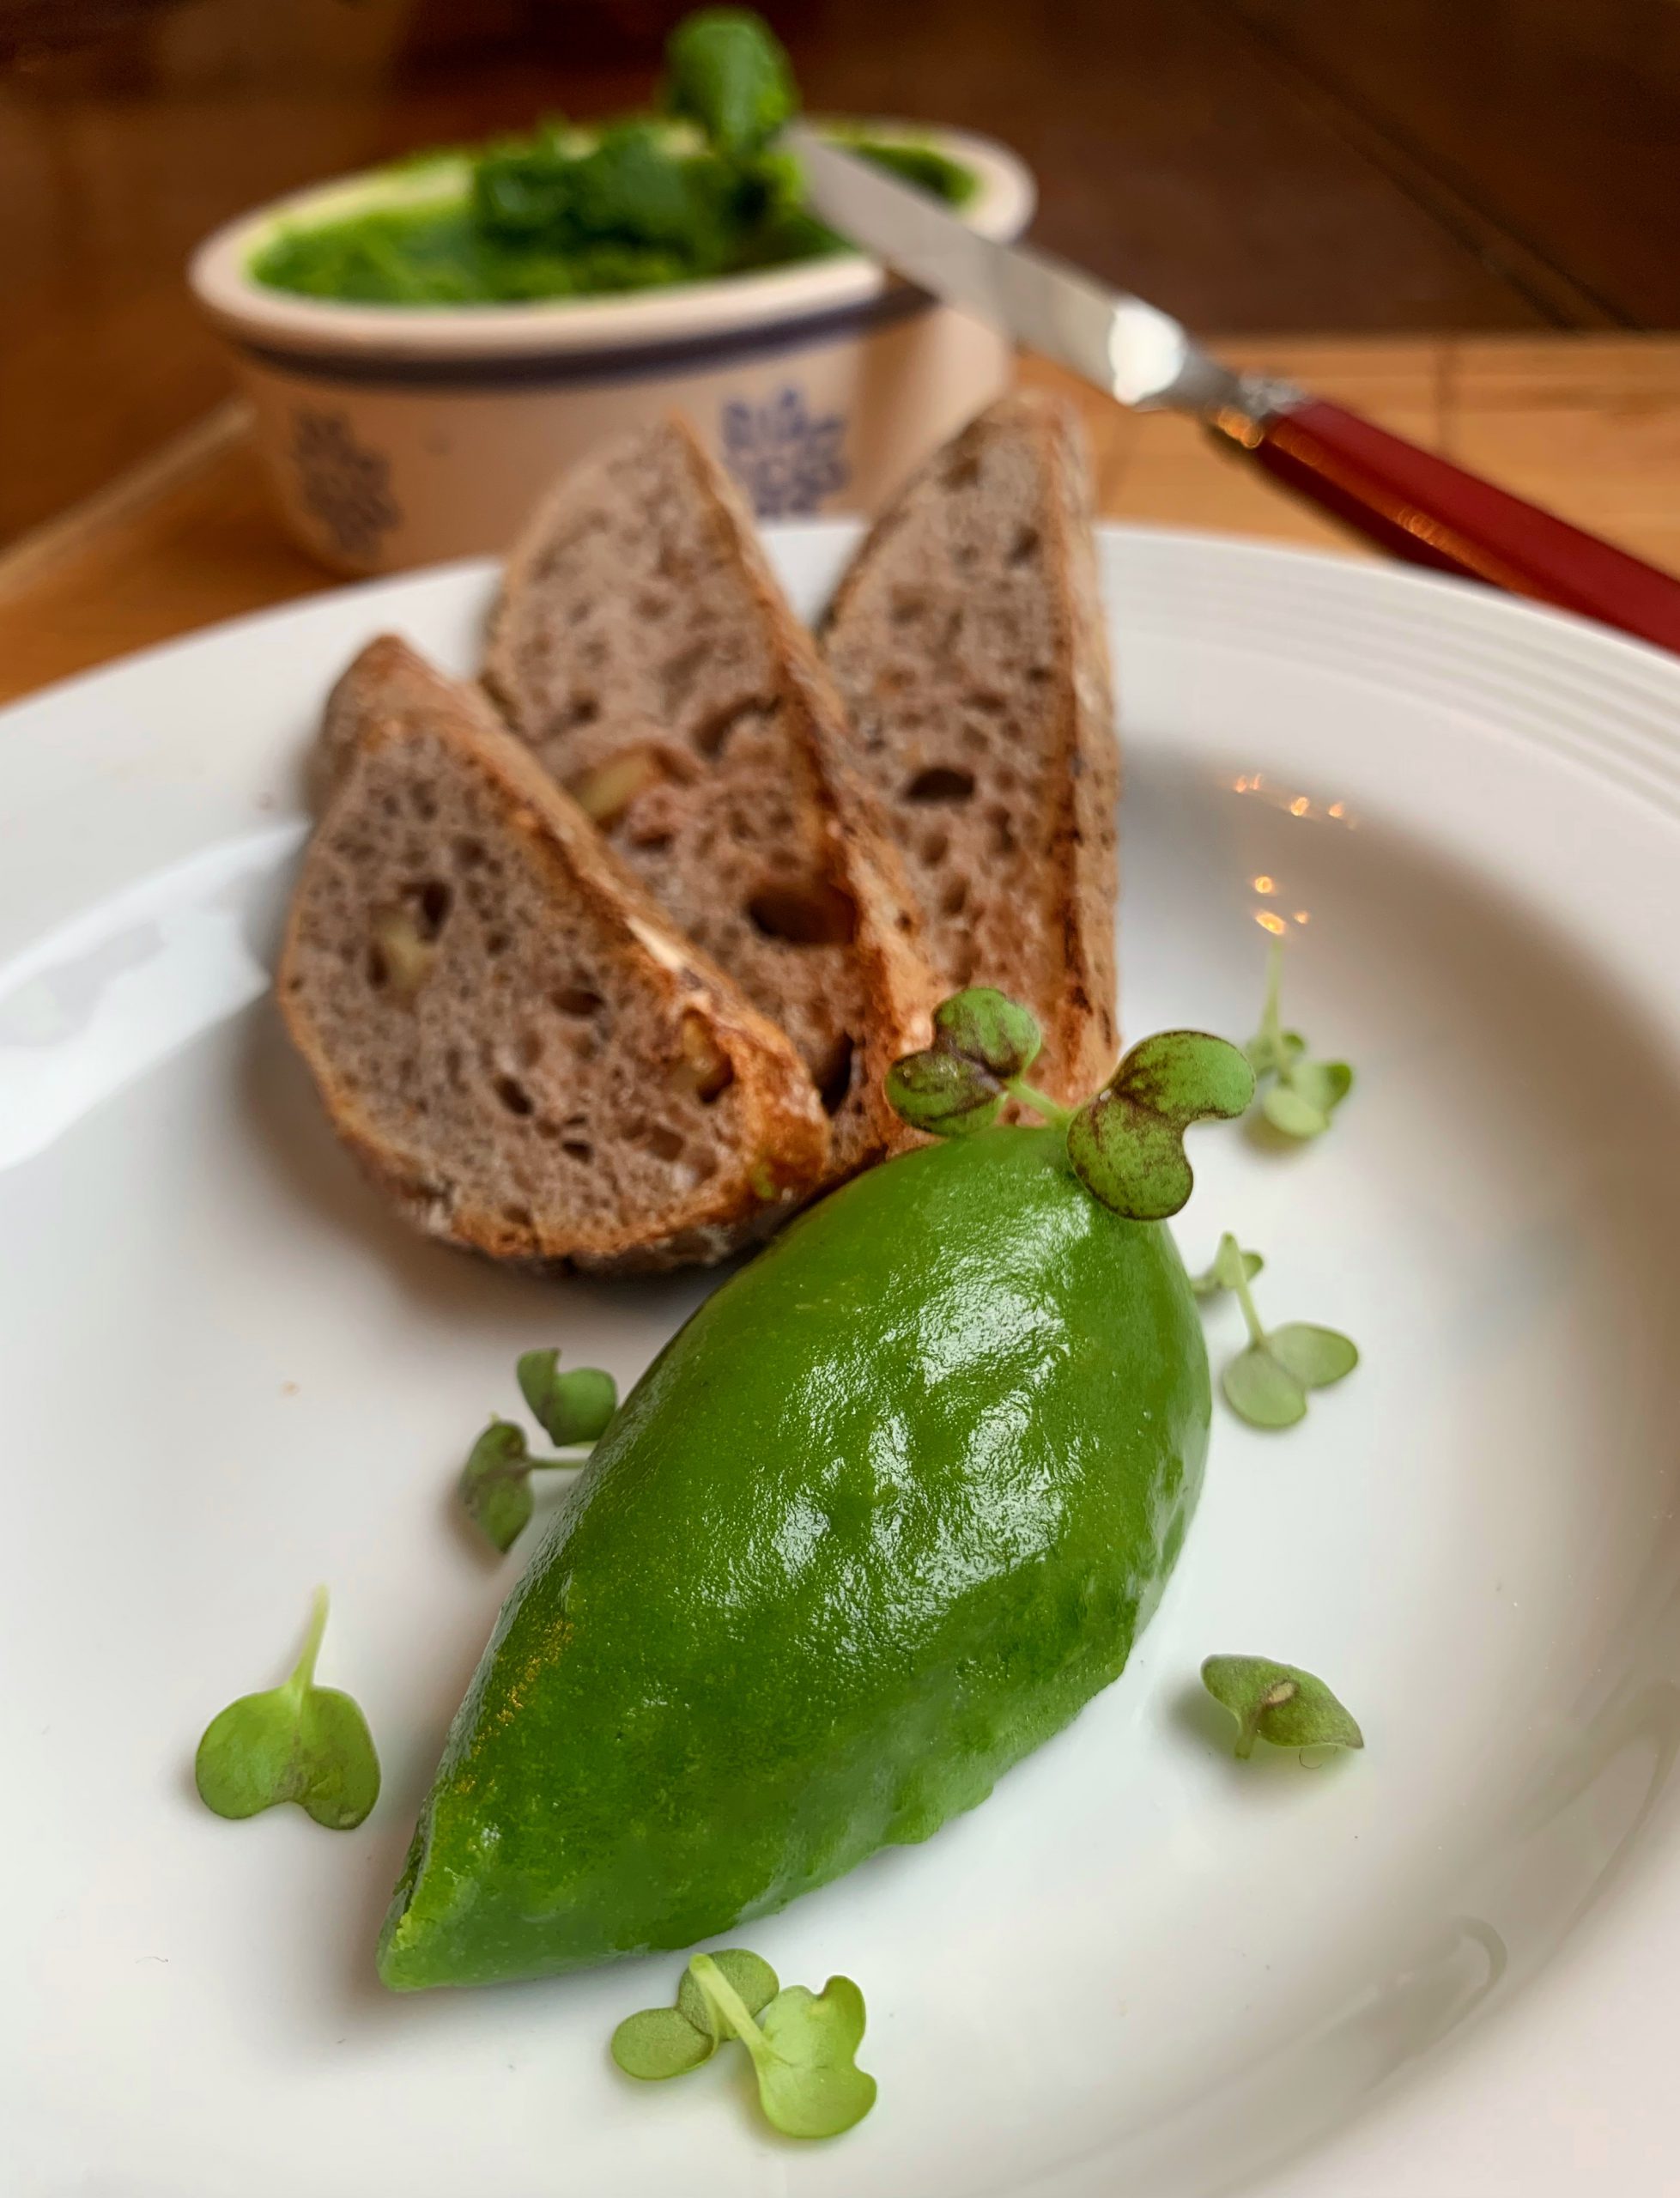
1198,1232,1359,1430
1289,1056,1353,1116
193,1588,380,1829
677,1946,779,2040
516,1348,618,1446
611,1949,781,2081
932,987,1042,1079
886,987,1054,1138
1201,1655,1365,1760
1261,1081,1329,1138
1066,1030,1256,1219
884,1042,1006,1137
1267,1321,1360,1389
1222,1343,1307,1428
1246,941,1352,1139
1189,1241,1264,1297
610,2004,714,2080
690,1955,876,2140
459,1415,588,1554
753,1977,876,2139
459,1418,536,1552
614,1950,875,2140
1245,1025,1305,1078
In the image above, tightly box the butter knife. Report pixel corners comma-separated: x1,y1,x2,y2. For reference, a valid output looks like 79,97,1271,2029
789,124,1680,656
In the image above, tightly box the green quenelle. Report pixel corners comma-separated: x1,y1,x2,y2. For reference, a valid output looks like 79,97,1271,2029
379,1120,1211,1989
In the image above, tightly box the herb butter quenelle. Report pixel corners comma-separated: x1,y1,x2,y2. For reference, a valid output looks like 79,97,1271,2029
378,994,1253,1989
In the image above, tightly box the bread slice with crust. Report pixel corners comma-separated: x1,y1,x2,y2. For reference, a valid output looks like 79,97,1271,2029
820,392,1120,1104
279,635,831,1274
481,416,936,1181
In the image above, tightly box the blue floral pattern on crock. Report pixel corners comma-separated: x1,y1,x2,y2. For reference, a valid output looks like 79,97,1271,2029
290,409,401,562
719,387,848,518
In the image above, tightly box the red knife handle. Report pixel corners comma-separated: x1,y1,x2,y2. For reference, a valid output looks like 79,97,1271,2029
1213,395,1680,656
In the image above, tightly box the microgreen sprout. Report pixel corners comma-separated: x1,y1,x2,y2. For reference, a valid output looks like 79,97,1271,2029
885,987,1055,1136
1201,1655,1364,1760
460,1415,591,1555
887,989,1254,1221
193,1588,380,1829
1201,1231,1358,1428
459,1351,619,1553
1246,939,1352,1138
612,1949,876,2139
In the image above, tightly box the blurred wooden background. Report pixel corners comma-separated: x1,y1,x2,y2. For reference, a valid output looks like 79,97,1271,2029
6,0,1680,549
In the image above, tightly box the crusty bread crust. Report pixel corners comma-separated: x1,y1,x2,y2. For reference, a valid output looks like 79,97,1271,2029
482,417,937,1181
279,636,831,1274
821,392,1119,1104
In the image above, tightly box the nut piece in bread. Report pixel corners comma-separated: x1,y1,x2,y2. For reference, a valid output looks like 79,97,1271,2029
279,635,831,1274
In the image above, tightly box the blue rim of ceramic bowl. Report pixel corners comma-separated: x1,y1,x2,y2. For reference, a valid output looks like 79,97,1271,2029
229,282,937,387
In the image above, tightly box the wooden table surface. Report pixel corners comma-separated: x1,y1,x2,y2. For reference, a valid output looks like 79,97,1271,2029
2,331,1677,710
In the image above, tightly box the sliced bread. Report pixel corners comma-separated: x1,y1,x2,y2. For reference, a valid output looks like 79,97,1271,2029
481,416,935,1181
278,635,831,1274
820,392,1120,1103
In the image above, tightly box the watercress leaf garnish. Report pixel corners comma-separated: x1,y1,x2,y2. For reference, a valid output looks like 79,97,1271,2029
613,1947,784,2084
677,1946,779,2040
932,987,1043,1080
460,1400,597,1553
517,1349,617,1446
1222,1343,1307,1428
664,7,796,156
1204,1232,1359,1429
194,1588,379,1829
611,2005,714,2080
1189,1240,1264,1297
459,1418,537,1553
1245,939,1296,1076
1067,1031,1256,1219
1246,942,1352,1140
639,1952,875,2140
885,1042,1005,1137
888,989,1075,1137
753,1977,877,2140
1267,1321,1359,1390
1202,1655,1365,1759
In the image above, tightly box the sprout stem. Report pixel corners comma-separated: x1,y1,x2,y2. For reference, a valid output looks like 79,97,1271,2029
288,1585,331,1695
528,1449,593,1472
689,1955,772,2068
1007,1078,1072,1127
1224,1234,1269,1349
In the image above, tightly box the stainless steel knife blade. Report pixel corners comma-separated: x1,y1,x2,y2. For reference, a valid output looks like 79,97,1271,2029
787,123,1249,416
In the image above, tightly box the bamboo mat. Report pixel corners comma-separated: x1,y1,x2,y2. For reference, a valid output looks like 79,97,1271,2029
3,334,1677,709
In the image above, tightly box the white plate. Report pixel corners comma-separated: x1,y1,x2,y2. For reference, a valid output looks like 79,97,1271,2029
4,530,1680,2198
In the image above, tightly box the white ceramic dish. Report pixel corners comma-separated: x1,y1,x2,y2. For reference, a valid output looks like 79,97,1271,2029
4,531,1680,2198
189,126,1033,572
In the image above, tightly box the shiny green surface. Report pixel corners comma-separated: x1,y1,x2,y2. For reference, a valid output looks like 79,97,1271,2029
379,1126,1210,1989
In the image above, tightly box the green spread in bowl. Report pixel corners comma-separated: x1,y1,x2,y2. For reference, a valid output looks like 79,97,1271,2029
248,9,975,308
